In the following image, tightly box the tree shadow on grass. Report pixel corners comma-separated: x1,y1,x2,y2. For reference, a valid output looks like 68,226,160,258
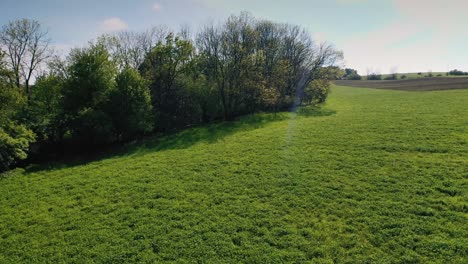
23,106,336,173
128,106,336,154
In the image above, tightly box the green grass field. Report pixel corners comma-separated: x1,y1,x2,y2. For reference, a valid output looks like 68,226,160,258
1,86,467,263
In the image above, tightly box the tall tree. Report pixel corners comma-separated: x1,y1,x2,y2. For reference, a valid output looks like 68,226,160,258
140,33,195,130
0,19,51,94
61,43,117,144
197,13,261,119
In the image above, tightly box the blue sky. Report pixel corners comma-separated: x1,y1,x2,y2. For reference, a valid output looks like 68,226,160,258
2,0,467,74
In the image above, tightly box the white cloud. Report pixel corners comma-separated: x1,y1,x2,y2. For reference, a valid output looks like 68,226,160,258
153,3,162,12
100,17,128,32
342,21,446,74
341,0,468,73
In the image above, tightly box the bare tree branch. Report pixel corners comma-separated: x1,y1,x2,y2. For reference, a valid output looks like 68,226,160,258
0,19,51,94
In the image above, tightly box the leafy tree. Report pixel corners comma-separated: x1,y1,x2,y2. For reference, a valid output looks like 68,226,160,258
61,44,117,144
448,69,468,76
344,68,356,76
21,74,64,142
140,33,196,130
0,51,35,171
343,68,361,80
106,67,153,141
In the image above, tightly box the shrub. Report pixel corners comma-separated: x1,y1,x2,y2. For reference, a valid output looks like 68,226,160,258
61,44,117,144
303,80,331,105
0,87,35,172
0,121,35,172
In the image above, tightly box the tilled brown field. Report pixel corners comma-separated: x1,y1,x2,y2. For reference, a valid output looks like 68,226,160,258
334,77,468,91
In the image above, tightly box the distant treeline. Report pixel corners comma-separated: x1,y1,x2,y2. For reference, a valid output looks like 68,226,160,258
448,69,468,76
339,69,468,81
0,13,342,172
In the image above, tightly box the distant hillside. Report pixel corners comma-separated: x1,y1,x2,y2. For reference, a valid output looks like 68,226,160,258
335,77,468,91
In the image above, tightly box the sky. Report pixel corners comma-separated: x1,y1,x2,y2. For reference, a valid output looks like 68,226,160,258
1,0,468,74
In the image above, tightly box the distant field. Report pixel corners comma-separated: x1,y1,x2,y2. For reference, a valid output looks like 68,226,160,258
335,77,468,91
379,72,447,79
1,87,467,263
372,72,468,79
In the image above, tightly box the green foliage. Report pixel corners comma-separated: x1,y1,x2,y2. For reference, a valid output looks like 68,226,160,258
448,69,468,76
140,33,197,130
197,13,342,120
0,88,23,123
303,79,331,104
62,44,117,144
0,51,35,172
0,87,467,262
21,74,64,141
343,68,361,80
260,85,281,112
107,67,153,141
0,121,35,172
178,69,220,123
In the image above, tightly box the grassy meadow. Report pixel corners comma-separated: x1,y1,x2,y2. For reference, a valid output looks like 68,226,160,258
0,86,467,263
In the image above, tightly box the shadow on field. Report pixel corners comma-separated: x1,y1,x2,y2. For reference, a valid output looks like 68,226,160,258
24,106,335,173
134,106,336,154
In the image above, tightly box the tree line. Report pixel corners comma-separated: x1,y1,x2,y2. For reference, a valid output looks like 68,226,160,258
0,13,343,172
